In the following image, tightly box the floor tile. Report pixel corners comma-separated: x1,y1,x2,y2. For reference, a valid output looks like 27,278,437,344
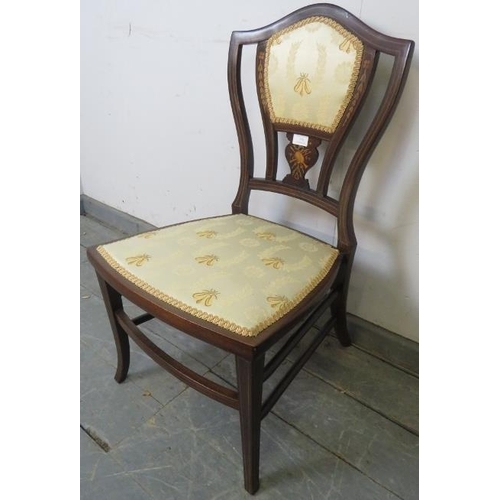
80,289,126,365
81,306,200,407
211,351,418,499
81,215,126,248
111,378,400,499
81,429,153,500
81,259,102,298
316,311,419,376
273,370,419,500
143,319,229,370
81,245,89,263
296,334,418,433
80,367,163,448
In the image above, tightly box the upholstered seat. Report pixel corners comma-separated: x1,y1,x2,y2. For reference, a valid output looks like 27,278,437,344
97,214,339,337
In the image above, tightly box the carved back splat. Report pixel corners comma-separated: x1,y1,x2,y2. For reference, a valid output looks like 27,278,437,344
283,133,321,189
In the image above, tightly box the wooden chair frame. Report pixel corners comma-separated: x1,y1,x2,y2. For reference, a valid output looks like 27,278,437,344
87,4,414,495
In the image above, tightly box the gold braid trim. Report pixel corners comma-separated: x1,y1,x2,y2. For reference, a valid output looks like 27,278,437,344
96,245,339,337
260,16,364,134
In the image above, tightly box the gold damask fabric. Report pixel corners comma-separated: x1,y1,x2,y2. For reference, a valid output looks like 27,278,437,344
260,16,363,134
97,214,339,337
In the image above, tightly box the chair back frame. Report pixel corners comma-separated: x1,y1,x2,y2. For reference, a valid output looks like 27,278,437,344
228,3,414,255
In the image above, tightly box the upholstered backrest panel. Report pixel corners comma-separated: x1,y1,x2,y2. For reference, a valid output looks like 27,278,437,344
258,16,364,134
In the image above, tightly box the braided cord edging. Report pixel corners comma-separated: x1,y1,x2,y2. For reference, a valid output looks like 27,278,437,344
96,245,339,337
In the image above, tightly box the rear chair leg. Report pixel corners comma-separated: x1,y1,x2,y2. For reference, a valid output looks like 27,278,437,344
97,275,130,382
333,294,352,347
236,354,265,495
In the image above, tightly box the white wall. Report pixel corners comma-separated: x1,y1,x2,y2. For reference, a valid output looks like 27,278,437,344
81,0,419,341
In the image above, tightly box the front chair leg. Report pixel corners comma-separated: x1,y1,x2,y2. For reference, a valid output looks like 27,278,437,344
236,354,265,495
96,275,130,383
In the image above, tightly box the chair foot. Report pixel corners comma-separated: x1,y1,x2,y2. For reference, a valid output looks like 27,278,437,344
236,355,265,495
113,341,130,384
333,301,352,347
97,275,131,382
335,317,352,347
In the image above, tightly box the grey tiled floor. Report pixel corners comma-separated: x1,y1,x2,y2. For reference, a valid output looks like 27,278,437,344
80,215,419,499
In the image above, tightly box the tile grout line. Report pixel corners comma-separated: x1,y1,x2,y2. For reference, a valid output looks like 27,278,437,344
81,214,129,239
80,282,102,301
107,383,193,453
208,352,418,436
269,412,406,500
132,360,221,418
301,365,419,437
349,342,418,379
80,424,111,453
132,322,417,435
207,358,416,449
123,471,156,500
265,341,419,436
140,324,228,371
321,327,418,378
82,321,414,497
209,358,418,437
83,308,418,437
80,424,156,499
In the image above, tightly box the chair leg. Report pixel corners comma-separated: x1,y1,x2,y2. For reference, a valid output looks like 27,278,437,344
333,294,352,347
97,275,130,383
236,354,265,495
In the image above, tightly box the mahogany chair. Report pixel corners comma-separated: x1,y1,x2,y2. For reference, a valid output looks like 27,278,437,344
87,3,414,494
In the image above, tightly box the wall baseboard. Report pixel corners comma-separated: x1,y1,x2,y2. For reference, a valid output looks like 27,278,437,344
81,195,156,235
345,314,418,376
80,194,418,376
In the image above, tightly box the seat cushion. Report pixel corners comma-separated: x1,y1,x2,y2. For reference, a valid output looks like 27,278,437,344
97,214,339,337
